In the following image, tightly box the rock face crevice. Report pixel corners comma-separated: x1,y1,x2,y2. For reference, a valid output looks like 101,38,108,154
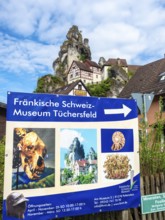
52,25,91,82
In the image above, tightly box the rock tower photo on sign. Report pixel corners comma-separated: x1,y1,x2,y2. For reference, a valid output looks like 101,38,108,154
3,92,140,219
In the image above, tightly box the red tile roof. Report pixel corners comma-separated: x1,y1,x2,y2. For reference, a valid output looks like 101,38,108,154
76,159,88,167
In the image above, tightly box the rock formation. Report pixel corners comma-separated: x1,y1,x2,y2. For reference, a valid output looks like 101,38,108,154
52,25,91,82
68,137,85,166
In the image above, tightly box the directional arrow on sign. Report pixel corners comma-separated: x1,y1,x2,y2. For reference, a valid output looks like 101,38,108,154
104,104,132,117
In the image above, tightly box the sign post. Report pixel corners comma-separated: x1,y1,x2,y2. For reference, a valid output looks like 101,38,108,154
3,92,140,219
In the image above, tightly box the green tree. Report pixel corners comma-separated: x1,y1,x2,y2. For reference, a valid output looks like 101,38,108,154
75,173,95,184
34,74,64,93
87,78,112,97
61,168,73,185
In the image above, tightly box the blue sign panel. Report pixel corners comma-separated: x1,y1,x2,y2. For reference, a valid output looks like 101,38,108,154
7,91,137,122
3,92,140,219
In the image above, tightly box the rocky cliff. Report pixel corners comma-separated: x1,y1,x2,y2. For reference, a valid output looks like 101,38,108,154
52,25,91,83
35,25,139,97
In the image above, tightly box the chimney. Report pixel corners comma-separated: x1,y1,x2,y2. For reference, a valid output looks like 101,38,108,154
117,58,121,66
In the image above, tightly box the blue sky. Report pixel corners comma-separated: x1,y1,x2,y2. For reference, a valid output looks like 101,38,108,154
1,0,165,103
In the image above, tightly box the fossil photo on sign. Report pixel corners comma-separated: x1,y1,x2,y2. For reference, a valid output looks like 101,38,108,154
111,131,125,151
12,128,55,190
101,128,134,153
103,154,132,179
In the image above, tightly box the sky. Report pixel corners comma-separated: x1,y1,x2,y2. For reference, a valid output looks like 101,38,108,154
1,0,165,103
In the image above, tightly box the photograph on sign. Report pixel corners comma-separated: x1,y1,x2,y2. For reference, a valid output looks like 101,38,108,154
3,92,140,220
12,128,55,190
60,128,97,186
101,153,133,182
101,129,134,152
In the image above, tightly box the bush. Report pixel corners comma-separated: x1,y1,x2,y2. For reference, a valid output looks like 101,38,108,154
0,136,5,218
140,98,165,175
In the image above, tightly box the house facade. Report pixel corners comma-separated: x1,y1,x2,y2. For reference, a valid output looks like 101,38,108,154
73,159,97,179
73,160,89,177
102,58,128,80
84,59,102,84
54,80,91,97
119,58,165,127
67,60,102,85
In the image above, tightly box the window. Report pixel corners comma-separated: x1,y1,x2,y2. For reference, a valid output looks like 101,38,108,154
160,75,165,81
70,74,73,78
162,98,165,112
159,72,165,81
78,84,82,90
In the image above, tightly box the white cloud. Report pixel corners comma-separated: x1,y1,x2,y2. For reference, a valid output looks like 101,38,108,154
60,129,84,149
0,33,58,74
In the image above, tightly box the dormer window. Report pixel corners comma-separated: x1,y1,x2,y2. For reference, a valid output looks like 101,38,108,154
159,72,165,81
161,75,165,81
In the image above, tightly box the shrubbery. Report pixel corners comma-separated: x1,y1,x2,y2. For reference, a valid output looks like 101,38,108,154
0,136,5,218
139,97,165,175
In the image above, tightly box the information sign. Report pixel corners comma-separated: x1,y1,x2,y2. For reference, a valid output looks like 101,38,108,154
141,193,165,214
3,92,140,219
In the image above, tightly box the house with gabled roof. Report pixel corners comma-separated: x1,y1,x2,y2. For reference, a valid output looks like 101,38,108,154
102,58,128,80
84,59,102,84
73,159,89,177
102,57,140,81
54,79,91,97
119,58,165,127
73,159,97,179
67,60,102,85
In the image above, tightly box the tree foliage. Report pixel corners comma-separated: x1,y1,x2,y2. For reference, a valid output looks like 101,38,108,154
74,172,95,184
139,97,165,175
86,78,112,97
61,168,73,186
34,74,64,93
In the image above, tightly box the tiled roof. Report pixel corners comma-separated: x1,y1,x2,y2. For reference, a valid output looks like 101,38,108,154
119,58,165,98
104,58,128,67
53,80,91,95
76,159,88,167
84,59,101,68
127,65,141,73
74,61,92,72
